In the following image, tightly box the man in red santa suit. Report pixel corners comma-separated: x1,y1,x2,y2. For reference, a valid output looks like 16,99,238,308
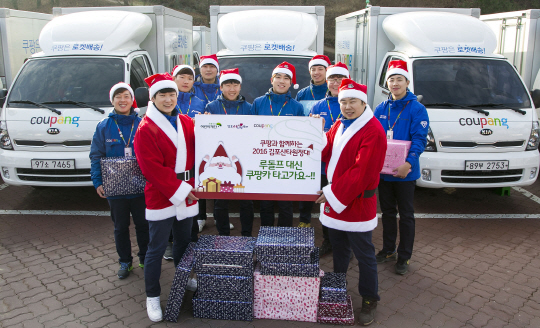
315,79,387,326
133,73,199,322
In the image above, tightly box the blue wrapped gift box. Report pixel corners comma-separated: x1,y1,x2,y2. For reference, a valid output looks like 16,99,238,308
260,247,320,277
192,292,253,321
100,156,146,197
197,273,253,302
255,227,316,257
194,235,256,276
320,272,348,303
164,243,197,322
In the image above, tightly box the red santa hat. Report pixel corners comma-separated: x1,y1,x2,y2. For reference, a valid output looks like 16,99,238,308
210,142,230,164
109,82,138,108
220,68,242,84
199,54,219,71
386,60,410,81
272,61,299,89
172,64,195,77
326,62,350,79
309,55,331,69
338,78,368,103
144,73,179,99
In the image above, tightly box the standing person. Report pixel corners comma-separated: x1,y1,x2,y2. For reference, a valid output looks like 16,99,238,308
90,82,148,280
133,73,199,322
251,62,304,227
315,79,386,326
204,68,254,236
374,60,429,275
308,62,350,256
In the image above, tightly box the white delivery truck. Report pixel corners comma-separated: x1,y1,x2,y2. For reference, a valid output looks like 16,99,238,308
481,9,540,109
193,25,211,66
0,6,193,187
209,5,325,102
336,7,539,188
0,9,52,91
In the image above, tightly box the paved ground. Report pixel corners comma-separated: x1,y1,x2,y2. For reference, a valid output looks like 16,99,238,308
1,177,540,327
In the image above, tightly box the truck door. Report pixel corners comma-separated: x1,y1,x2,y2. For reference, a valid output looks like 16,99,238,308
373,55,407,107
129,55,152,91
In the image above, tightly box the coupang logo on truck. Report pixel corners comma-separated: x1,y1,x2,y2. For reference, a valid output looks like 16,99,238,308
459,117,509,135
30,116,80,128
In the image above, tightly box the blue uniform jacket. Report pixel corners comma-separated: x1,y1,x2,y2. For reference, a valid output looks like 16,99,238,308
193,75,221,105
374,90,430,181
251,89,305,117
310,92,341,132
296,81,328,101
205,94,252,115
176,90,205,118
90,109,143,199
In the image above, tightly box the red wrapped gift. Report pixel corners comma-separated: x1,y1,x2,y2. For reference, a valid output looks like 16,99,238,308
317,295,354,325
220,181,234,193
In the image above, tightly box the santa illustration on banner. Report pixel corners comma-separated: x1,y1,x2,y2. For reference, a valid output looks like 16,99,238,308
198,142,243,193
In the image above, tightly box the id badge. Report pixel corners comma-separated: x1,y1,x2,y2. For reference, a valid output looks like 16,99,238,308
124,147,132,157
387,130,394,140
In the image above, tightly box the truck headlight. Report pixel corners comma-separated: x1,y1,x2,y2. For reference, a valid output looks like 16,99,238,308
526,121,540,151
425,127,437,152
0,121,13,150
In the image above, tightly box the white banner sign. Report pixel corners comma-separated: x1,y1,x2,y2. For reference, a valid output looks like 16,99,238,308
194,115,325,201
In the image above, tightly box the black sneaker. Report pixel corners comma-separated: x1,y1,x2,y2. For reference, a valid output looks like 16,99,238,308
358,298,377,326
319,239,332,257
375,250,397,264
395,257,410,275
118,262,133,279
163,242,173,261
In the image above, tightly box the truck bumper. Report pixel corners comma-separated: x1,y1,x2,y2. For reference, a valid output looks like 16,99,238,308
417,151,539,188
0,149,93,187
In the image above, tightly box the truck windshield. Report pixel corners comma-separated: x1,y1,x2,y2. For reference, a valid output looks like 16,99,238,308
219,56,312,103
8,58,124,108
413,58,531,108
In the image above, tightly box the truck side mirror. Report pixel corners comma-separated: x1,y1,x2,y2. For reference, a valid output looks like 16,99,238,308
0,89,7,107
416,95,424,104
194,67,200,77
531,89,540,109
135,87,150,108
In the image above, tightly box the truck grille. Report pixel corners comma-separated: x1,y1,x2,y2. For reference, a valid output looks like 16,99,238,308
441,169,523,184
439,141,524,148
15,140,92,147
16,168,91,182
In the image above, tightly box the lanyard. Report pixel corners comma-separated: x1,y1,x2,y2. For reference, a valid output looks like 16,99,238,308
179,97,191,115
201,87,218,102
327,99,341,125
221,102,240,115
113,119,135,147
310,85,329,100
268,96,288,116
388,101,410,131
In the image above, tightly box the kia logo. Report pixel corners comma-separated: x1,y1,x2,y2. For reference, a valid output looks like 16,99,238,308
480,129,493,136
47,128,60,135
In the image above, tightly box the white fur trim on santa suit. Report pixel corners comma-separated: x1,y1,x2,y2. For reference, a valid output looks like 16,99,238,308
220,73,242,84
338,89,367,103
109,83,134,103
319,210,378,232
200,58,219,71
144,102,198,221
386,68,410,81
326,67,349,79
149,80,179,99
173,65,195,77
309,59,330,69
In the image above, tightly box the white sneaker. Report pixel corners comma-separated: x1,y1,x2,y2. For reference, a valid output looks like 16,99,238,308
146,296,162,322
197,219,206,233
229,223,235,230
186,277,197,291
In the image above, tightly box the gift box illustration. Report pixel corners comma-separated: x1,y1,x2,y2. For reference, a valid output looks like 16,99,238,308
381,139,412,175
233,183,245,193
203,178,221,192
220,181,234,193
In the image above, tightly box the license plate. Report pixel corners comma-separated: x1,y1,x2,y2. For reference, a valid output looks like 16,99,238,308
465,160,509,171
31,159,75,170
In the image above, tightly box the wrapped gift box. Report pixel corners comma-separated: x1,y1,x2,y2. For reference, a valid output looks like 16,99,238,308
255,226,315,257
317,295,354,325
203,177,221,192
194,235,256,276
192,293,253,321
233,184,245,193
221,181,234,193
253,263,323,294
253,289,318,322
100,156,146,197
260,247,319,277
320,272,347,303
197,273,253,302
381,139,412,175
164,243,197,322
257,248,316,264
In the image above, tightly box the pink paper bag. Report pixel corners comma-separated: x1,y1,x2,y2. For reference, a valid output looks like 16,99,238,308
381,139,411,175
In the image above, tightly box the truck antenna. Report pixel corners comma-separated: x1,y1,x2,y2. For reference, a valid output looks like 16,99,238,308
366,0,371,8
